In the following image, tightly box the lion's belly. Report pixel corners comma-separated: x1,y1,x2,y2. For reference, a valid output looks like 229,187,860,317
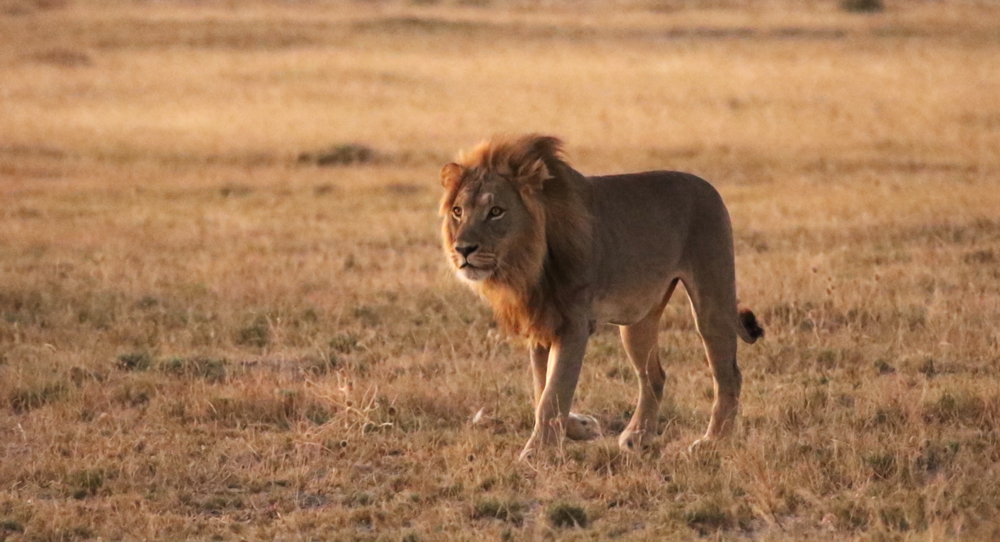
594,304,651,327
590,277,677,327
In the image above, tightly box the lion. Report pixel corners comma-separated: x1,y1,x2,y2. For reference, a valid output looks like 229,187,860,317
439,134,763,460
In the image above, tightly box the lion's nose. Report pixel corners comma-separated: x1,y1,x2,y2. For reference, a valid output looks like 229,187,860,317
455,244,479,258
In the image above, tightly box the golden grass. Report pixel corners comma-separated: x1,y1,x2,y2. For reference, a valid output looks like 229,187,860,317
2,1,1000,540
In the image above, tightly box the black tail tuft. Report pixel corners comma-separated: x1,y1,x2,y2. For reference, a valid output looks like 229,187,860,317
739,308,764,343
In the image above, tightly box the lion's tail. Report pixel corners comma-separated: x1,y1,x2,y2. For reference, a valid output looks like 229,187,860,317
737,307,764,344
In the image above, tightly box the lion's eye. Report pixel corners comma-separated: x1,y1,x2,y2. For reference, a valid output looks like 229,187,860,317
488,206,505,218
452,206,462,219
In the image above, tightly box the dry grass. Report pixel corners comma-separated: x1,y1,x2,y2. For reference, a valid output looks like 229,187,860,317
2,1,1000,540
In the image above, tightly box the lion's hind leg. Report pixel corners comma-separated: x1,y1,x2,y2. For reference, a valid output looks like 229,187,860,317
682,276,742,449
617,281,676,452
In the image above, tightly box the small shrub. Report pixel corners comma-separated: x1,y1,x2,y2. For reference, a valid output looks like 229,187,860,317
31,48,92,67
66,468,108,499
352,305,381,327
472,498,525,526
198,358,228,381
384,183,423,195
159,357,228,382
116,351,153,371
874,359,895,375
439,483,464,498
67,526,95,539
344,491,374,507
830,499,871,530
77,299,117,329
9,383,68,413
298,144,376,167
313,183,336,196
866,406,907,430
134,295,159,309
815,349,838,370
116,382,155,408
864,452,897,480
207,393,307,429
923,391,988,427
198,495,243,512
236,320,270,348
299,493,329,509
547,502,588,528
684,502,730,534
589,443,626,474
219,183,252,197
0,520,25,533
878,505,910,532
918,357,936,377
305,404,332,425
352,509,377,528
840,0,883,13
916,440,958,473
304,355,338,375
329,332,361,354
963,249,996,264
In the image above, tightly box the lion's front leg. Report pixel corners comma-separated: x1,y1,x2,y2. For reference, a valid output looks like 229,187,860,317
529,343,549,405
529,341,600,446
520,321,590,461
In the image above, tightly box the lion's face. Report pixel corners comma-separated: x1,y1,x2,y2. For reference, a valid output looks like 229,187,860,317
441,168,544,284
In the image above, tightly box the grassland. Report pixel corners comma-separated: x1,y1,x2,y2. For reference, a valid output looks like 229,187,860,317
2,1,1000,540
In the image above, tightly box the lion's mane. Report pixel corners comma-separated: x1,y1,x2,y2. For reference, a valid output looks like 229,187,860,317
440,135,593,344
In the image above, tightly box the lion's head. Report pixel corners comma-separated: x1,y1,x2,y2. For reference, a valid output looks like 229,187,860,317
439,135,591,343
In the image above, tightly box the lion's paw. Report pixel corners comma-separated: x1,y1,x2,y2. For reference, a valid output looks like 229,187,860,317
688,435,718,453
565,412,601,441
518,435,544,462
617,427,650,452
518,445,535,462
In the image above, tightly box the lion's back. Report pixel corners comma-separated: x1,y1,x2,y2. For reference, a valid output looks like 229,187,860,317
586,171,735,317
589,170,729,254
589,170,723,217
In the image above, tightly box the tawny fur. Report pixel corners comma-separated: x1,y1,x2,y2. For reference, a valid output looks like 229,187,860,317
440,134,763,458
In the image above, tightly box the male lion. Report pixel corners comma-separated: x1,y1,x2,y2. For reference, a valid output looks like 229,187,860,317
439,134,763,459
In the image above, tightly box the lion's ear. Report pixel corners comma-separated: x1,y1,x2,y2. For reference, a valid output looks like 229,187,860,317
512,135,559,192
515,158,551,193
440,163,465,188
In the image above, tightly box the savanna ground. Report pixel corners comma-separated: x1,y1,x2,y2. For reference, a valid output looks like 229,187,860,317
2,0,1000,540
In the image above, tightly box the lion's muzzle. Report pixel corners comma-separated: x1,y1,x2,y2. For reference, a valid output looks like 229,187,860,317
452,243,495,282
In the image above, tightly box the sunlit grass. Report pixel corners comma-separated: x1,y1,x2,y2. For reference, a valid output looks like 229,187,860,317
2,1,1000,540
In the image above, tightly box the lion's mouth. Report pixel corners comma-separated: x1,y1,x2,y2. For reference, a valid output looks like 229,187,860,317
456,260,494,281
